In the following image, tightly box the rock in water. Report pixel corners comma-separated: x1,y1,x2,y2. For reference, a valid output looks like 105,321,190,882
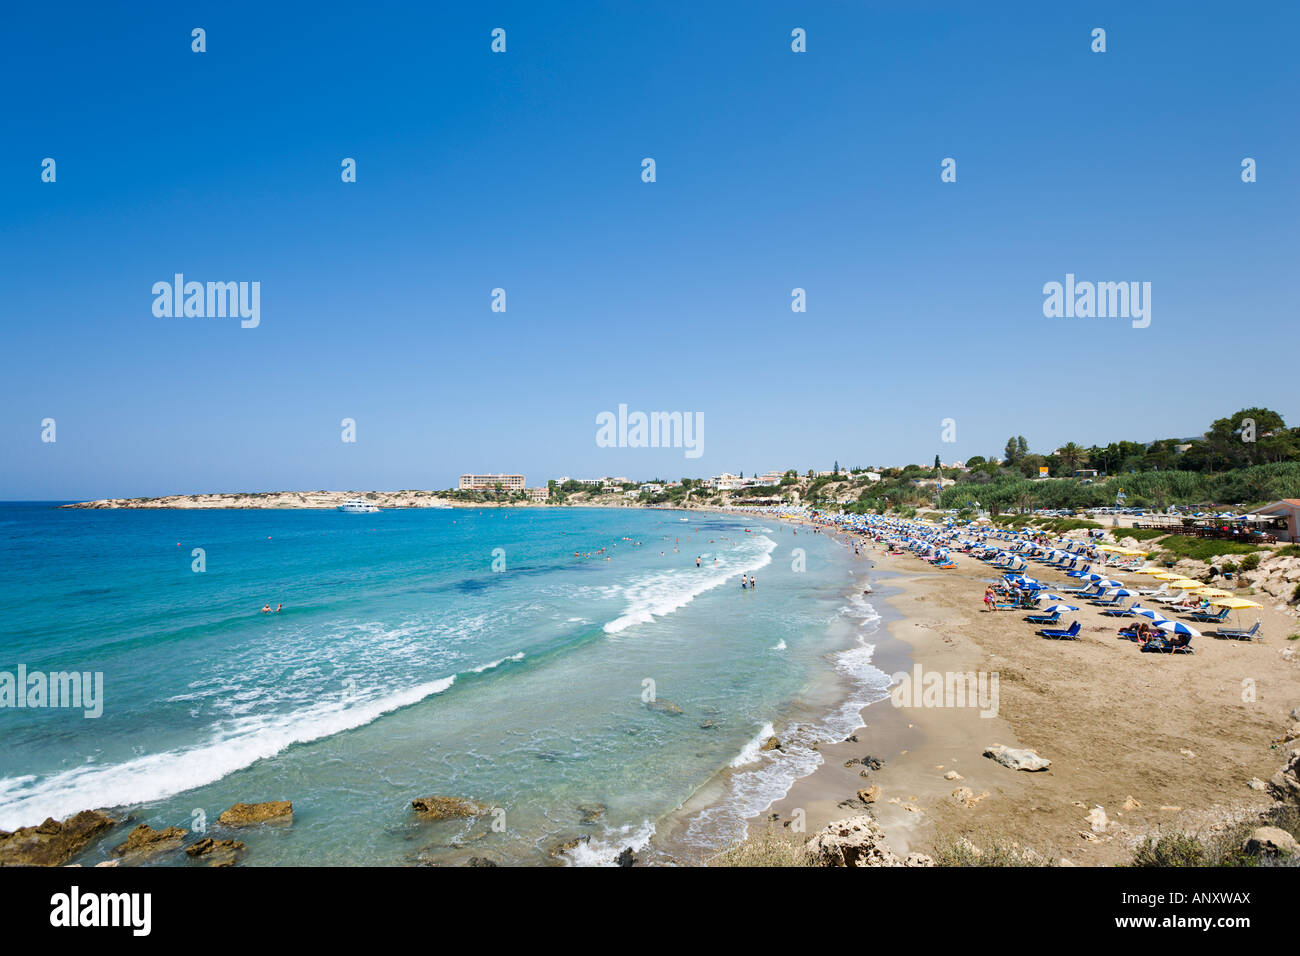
548,835,590,859
806,816,901,867
111,824,187,859
984,744,1051,772
411,796,488,820
216,801,293,827
184,837,247,867
615,847,637,867
646,699,682,715
760,736,782,752
857,786,881,804
0,810,116,867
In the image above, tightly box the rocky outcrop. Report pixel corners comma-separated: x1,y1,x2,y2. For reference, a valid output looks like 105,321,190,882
760,736,782,753
411,797,488,820
646,699,682,715
1237,554,1300,603
111,824,186,860
984,744,1051,772
857,786,881,804
806,816,900,867
184,837,246,867
216,801,293,827
0,810,115,867
577,804,606,825
1244,826,1299,858
1266,748,1300,804
615,847,637,867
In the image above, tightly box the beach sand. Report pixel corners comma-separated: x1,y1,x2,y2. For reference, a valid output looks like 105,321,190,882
750,529,1300,865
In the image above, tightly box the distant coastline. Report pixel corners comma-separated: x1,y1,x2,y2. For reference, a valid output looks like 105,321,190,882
57,491,674,510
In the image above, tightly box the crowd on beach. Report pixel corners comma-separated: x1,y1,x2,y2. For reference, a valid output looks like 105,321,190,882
732,504,1265,654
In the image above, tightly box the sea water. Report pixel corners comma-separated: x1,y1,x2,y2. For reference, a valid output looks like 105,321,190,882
0,503,888,865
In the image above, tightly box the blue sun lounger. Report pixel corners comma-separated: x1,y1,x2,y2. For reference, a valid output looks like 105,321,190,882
1024,610,1060,625
1213,621,1261,641
1039,620,1081,640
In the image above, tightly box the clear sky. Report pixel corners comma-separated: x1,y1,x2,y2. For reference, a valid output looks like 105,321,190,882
3,1,1297,499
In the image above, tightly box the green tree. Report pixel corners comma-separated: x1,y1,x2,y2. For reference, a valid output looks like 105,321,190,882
1057,442,1085,473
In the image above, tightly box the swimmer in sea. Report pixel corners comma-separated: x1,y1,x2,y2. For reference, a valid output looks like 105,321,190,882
275,604,283,612
260,604,271,613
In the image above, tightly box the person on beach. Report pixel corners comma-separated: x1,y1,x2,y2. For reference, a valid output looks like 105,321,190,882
749,575,756,589
741,577,748,590
983,586,995,611
696,556,701,567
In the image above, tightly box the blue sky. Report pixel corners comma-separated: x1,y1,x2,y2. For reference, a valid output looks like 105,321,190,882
3,1,1297,498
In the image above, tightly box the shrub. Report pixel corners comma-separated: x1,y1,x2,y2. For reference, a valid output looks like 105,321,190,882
1130,833,1207,867
707,827,816,867
1240,552,1261,571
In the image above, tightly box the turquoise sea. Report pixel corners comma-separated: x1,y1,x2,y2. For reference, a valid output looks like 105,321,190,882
0,503,887,865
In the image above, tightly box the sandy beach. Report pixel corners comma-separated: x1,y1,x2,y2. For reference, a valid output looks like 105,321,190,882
745,519,1300,865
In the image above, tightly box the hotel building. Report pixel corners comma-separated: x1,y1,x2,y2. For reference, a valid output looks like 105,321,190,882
459,473,526,492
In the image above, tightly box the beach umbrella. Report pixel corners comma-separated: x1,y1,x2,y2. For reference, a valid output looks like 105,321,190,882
1097,579,1124,588
1105,588,1136,597
1133,608,1169,622
1042,604,1079,613
1156,620,1200,638
1166,578,1202,590
1195,587,1233,599
1209,597,1261,609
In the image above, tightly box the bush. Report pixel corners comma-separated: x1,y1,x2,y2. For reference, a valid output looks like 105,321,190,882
708,827,816,867
932,838,1051,867
1130,833,1206,867
1240,553,1262,571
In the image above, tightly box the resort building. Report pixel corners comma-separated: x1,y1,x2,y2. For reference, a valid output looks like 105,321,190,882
1253,500,1300,543
459,473,526,492
525,487,549,502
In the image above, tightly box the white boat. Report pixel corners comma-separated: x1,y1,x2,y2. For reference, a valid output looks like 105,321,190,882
338,497,379,513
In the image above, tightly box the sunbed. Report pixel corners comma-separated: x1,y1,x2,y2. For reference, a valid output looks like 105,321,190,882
1038,620,1081,640
1213,621,1261,641
1101,603,1139,617
1140,636,1195,654
1024,610,1061,624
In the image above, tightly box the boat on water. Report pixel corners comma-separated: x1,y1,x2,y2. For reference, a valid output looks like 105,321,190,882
338,497,379,513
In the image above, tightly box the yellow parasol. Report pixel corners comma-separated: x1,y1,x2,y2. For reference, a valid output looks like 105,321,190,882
1209,597,1261,609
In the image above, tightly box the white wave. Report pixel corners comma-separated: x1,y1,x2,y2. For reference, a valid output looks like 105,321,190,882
603,535,777,634
470,652,525,673
563,820,656,867
683,600,892,851
772,639,787,651
729,721,777,768
0,676,457,831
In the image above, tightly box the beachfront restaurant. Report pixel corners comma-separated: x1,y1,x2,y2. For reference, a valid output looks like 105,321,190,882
1252,500,1300,543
